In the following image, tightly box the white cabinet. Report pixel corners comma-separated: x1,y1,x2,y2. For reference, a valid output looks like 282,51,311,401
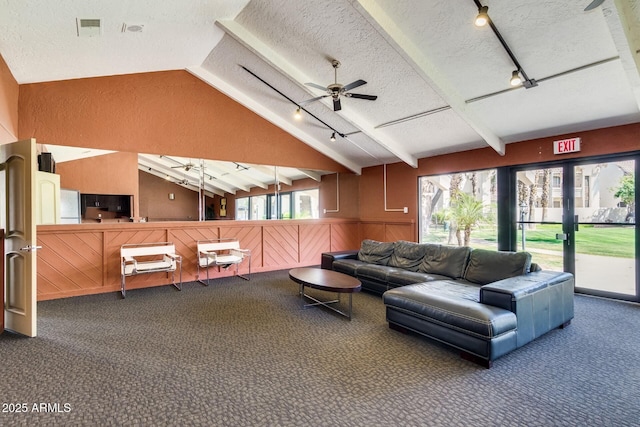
36,171,61,224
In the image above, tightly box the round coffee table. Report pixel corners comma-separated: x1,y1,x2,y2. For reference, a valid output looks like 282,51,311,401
289,267,362,320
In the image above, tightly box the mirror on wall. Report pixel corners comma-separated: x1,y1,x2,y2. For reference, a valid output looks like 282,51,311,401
40,144,330,224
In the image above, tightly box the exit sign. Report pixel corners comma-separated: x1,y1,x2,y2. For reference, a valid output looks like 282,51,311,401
554,137,581,154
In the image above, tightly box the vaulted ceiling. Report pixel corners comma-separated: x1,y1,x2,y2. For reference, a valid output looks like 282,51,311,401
1,0,639,194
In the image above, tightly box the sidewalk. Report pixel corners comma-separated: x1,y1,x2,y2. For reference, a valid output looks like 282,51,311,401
527,247,636,295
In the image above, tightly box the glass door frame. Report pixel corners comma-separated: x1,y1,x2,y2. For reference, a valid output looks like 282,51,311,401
501,151,639,302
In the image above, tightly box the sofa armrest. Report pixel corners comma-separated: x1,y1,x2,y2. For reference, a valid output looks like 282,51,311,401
480,271,574,347
321,250,359,270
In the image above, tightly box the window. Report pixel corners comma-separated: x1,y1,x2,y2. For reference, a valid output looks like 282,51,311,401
268,192,292,219
235,197,249,220
280,193,292,219
293,189,319,219
251,195,267,220
418,169,497,249
235,189,318,220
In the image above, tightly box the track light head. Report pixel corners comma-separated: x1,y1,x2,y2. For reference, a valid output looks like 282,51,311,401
510,70,522,86
330,132,336,142
294,107,302,120
475,6,489,27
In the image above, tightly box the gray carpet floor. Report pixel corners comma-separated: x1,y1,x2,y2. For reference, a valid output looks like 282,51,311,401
1,269,639,426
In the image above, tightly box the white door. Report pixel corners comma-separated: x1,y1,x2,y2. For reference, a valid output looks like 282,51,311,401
0,139,37,337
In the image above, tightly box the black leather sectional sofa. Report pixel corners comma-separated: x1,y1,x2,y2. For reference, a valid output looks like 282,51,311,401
321,240,574,367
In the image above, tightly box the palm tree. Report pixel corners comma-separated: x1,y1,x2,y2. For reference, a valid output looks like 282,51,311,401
450,192,485,247
541,169,551,221
420,179,435,238
448,174,463,245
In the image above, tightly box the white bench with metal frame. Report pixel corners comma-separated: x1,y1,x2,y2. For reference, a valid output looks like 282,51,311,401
197,238,251,285
120,242,182,298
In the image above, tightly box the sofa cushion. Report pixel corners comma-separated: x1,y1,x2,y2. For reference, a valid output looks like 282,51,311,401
464,249,532,285
388,241,433,271
332,259,367,277
383,283,517,338
419,245,471,279
407,279,481,302
357,239,394,265
386,270,450,287
357,264,397,283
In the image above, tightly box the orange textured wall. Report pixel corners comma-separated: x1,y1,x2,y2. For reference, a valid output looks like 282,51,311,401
417,123,640,175
320,172,359,219
138,170,216,221
55,151,140,216
0,54,18,143
17,70,351,174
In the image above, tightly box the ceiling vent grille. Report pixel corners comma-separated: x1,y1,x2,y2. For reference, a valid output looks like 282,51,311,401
76,18,101,37
121,23,145,33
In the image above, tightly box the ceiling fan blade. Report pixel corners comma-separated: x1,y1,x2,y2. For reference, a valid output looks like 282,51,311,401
333,98,342,111
584,0,605,11
346,93,377,101
299,95,328,106
305,82,328,92
342,79,366,92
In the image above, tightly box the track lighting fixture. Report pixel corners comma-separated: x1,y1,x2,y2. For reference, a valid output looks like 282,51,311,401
242,66,348,143
510,70,522,86
471,2,537,89
330,132,336,142
474,6,489,27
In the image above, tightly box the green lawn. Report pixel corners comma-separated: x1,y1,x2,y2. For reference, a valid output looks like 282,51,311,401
423,223,635,258
516,224,635,258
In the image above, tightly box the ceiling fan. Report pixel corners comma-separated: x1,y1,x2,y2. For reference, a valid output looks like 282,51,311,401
170,160,199,172
584,0,605,11
301,60,377,111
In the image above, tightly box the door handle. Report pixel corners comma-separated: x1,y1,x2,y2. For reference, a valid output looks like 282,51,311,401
574,215,579,232
555,233,568,241
20,245,42,252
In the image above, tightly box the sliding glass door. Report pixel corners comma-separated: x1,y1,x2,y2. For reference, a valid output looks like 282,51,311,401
515,167,564,274
573,160,636,297
516,155,638,301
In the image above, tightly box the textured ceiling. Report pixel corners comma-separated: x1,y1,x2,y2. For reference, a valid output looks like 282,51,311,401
1,0,639,192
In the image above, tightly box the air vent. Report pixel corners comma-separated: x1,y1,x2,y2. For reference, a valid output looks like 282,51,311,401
76,18,102,37
121,23,145,33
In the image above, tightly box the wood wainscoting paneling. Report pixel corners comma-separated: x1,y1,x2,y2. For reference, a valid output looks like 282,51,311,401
329,222,361,251
37,231,104,298
299,223,331,265
36,219,360,301
263,224,299,267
